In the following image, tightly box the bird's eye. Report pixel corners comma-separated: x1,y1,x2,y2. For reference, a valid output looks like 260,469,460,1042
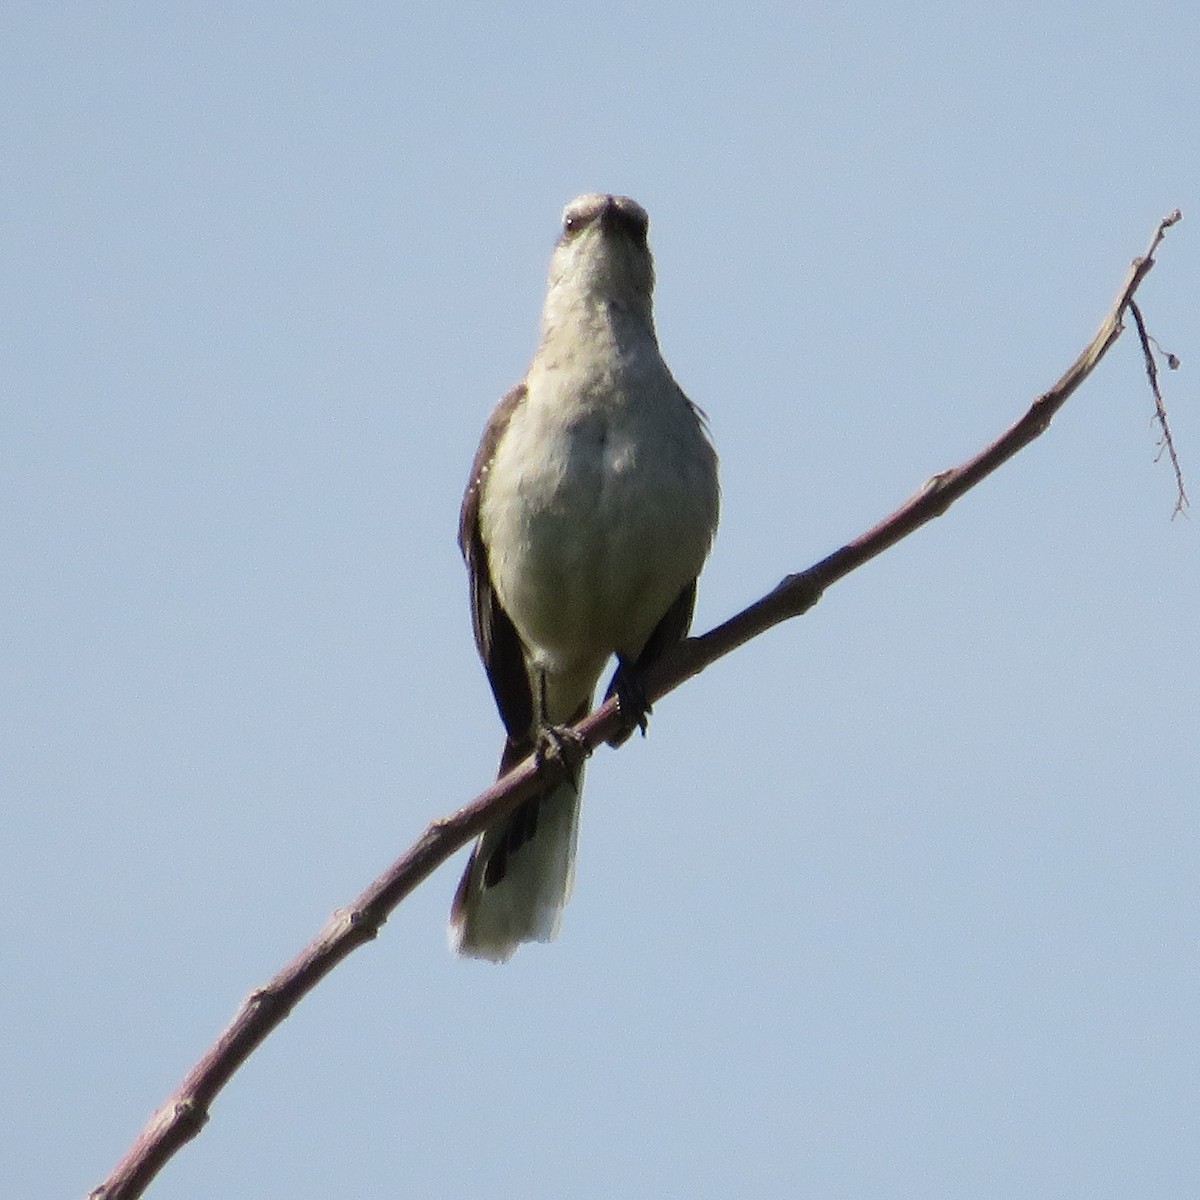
563,213,585,237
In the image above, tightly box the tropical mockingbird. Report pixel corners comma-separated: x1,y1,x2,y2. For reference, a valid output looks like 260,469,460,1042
451,193,720,961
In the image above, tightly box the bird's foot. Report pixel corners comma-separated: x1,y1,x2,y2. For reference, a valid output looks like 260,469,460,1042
534,723,589,786
607,660,652,747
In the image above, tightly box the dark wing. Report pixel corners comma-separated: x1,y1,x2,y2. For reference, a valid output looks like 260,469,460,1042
459,384,534,741
630,578,698,672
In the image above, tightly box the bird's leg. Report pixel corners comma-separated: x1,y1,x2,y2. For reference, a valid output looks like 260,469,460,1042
532,670,588,786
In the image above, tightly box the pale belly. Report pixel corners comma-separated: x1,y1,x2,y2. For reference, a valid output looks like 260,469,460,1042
480,394,716,696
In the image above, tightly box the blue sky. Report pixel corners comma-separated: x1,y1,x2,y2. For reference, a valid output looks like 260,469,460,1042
4,4,1197,1198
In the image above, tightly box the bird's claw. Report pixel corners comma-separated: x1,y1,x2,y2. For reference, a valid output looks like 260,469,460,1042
535,723,589,781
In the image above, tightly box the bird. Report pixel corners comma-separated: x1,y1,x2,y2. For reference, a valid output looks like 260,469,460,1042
450,193,720,961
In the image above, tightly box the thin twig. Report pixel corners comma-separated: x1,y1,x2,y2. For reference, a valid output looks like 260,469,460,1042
1129,297,1189,517
88,209,1182,1200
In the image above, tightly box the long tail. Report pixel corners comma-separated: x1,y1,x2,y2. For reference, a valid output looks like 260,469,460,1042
449,739,584,963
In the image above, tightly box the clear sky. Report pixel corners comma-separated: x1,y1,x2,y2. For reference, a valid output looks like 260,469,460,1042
4,4,1197,1198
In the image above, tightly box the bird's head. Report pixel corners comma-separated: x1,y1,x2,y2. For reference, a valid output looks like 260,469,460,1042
543,194,656,326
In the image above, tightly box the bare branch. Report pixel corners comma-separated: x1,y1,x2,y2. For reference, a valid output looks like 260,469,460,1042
88,210,1183,1200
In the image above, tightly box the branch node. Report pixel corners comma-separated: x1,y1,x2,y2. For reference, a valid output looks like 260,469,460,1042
246,985,271,1008
171,1097,207,1131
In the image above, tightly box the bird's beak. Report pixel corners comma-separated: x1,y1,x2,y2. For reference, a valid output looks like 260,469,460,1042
595,195,619,230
